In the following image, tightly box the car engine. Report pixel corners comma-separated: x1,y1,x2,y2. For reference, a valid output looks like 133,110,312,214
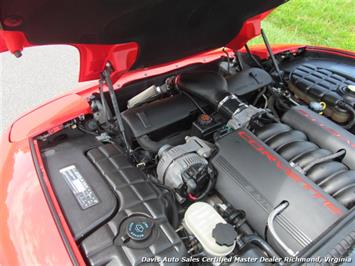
39,53,355,265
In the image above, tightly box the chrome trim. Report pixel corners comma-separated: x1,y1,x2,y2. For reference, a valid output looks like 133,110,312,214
232,104,248,116
217,94,238,111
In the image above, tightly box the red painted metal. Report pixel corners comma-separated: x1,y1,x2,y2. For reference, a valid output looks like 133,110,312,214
0,133,85,265
9,94,91,142
0,31,29,54
241,44,355,60
74,42,139,81
240,44,307,59
227,11,272,50
0,43,354,265
305,46,355,59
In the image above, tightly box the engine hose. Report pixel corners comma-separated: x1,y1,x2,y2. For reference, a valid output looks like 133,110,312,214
148,176,180,229
164,193,179,229
263,110,280,123
267,95,280,120
179,90,207,114
137,130,189,153
252,87,267,106
244,44,264,69
241,234,283,265
338,101,355,130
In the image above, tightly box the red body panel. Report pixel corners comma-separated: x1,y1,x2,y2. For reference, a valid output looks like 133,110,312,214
242,44,355,60
9,94,91,142
0,134,84,265
75,42,139,81
0,45,354,265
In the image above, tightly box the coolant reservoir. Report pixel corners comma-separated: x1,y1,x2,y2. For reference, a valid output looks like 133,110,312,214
183,202,236,257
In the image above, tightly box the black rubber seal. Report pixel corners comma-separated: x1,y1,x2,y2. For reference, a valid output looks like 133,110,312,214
29,139,80,266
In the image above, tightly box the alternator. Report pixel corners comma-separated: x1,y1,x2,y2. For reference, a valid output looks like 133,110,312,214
157,137,214,198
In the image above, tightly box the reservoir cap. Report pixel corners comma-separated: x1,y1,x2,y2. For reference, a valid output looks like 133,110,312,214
127,217,153,241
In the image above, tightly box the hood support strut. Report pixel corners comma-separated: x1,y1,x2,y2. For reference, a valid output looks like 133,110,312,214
101,63,131,153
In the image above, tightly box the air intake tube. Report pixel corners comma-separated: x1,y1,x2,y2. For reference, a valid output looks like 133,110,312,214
175,72,247,118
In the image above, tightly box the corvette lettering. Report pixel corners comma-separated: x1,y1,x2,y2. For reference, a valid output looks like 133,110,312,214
238,130,344,216
297,109,355,149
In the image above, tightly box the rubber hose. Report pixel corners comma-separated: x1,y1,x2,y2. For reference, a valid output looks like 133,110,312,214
338,102,355,130
164,193,179,229
137,130,189,153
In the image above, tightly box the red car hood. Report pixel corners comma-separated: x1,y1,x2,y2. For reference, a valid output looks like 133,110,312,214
0,0,285,81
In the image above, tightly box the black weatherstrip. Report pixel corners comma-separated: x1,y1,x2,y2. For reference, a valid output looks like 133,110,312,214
29,139,79,266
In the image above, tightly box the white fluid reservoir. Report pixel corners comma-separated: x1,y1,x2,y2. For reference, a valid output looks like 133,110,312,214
183,202,235,257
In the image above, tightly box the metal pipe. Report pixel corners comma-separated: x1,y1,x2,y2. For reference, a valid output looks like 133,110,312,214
102,63,131,153
267,201,298,257
260,29,283,82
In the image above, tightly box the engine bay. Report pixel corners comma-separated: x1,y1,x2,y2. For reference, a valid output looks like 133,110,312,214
38,48,355,265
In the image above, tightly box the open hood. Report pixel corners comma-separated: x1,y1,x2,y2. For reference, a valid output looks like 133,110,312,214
0,0,286,81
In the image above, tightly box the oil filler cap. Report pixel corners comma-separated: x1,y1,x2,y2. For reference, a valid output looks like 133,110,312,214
126,217,154,241
212,223,237,247
197,114,213,126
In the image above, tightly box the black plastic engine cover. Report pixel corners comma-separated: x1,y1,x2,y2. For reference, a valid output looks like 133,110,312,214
42,133,186,265
282,106,355,170
82,144,187,266
212,129,347,256
42,134,117,240
290,64,355,106
227,67,273,96
122,94,204,138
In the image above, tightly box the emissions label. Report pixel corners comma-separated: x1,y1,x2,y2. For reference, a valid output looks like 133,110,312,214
59,165,99,209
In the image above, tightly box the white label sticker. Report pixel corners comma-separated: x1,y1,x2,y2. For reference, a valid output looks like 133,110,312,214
60,165,99,209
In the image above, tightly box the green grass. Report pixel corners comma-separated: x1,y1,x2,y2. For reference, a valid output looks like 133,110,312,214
250,0,355,51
